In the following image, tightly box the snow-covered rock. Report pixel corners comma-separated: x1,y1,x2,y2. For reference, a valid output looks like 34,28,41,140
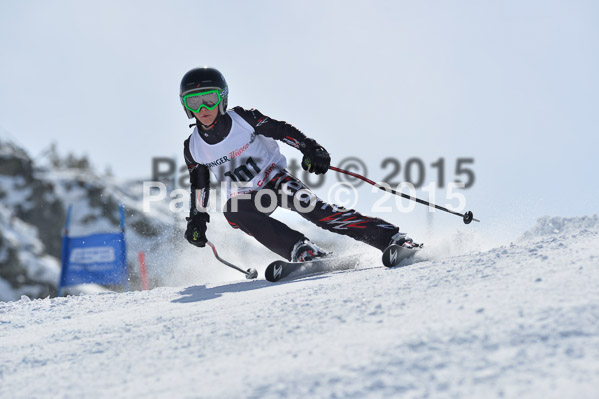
0,139,182,300
0,203,60,301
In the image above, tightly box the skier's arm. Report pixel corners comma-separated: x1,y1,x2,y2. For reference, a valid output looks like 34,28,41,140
184,137,211,214
184,138,210,247
233,107,330,174
232,106,323,152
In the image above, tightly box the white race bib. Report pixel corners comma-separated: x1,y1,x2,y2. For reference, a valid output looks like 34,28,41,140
189,110,287,198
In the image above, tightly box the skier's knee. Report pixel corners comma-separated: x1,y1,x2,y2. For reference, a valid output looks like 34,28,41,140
223,198,251,226
223,204,241,225
226,219,240,230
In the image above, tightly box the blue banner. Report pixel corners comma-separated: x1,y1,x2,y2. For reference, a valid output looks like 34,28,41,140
59,205,128,293
60,232,127,286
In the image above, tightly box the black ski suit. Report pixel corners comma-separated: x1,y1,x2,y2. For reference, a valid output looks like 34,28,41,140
183,106,399,260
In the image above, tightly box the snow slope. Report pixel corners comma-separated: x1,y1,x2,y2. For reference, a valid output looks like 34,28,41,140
1,216,598,398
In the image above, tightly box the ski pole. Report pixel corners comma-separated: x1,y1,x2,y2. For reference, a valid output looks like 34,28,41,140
329,165,479,224
205,241,258,279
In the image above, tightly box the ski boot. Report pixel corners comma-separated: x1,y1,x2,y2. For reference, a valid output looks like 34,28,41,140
389,231,422,249
291,239,329,262
382,231,422,267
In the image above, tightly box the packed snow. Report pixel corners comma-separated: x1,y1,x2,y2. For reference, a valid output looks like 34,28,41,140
1,216,598,398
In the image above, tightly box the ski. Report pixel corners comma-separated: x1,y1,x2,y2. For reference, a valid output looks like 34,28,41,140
264,255,361,282
264,245,422,282
382,244,420,267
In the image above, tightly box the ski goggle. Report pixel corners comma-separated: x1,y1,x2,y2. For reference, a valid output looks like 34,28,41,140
182,89,222,112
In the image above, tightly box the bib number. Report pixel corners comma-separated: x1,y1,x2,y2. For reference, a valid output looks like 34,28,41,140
223,157,262,182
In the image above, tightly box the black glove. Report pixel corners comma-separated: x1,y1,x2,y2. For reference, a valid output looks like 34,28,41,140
184,212,210,247
301,144,330,175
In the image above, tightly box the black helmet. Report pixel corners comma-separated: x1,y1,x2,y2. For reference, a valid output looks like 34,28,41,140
179,66,229,119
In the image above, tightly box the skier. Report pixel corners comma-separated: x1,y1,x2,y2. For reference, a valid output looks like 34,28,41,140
181,66,417,263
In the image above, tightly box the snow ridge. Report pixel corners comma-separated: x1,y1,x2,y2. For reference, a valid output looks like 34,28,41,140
521,214,599,240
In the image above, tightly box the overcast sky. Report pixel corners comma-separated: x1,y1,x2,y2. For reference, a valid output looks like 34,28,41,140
1,0,598,236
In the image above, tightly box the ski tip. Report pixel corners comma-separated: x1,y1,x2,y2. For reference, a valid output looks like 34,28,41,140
265,260,286,282
382,244,418,268
382,244,400,267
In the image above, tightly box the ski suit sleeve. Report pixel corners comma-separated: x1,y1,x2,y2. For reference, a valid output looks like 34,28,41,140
184,136,210,217
232,106,324,153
